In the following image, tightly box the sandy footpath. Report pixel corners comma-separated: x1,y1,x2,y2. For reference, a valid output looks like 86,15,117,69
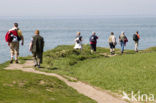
5,60,127,103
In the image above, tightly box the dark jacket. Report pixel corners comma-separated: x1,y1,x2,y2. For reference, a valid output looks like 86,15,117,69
32,35,44,53
75,35,82,43
90,35,98,44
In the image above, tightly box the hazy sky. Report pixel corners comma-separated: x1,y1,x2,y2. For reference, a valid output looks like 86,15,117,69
0,0,156,17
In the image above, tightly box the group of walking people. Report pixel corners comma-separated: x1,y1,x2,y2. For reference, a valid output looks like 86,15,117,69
5,23,140,68
74,32,99,53
74,31,140,55
5,23,44,68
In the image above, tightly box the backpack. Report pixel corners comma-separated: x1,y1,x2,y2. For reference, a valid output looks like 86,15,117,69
5,30,21,42
5,31,12,42
79,36,82,41
76,36,82,43
133,34,138,41
90,35,96,42
124,36,128,43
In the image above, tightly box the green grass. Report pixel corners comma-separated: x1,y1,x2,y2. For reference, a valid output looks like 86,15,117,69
41,45,156,96
0,63,95,103
0,61,9,69
18,56,32,64
145,47,156,52
69,52,156,95
3,45,156,103
42,44,133,71
42,45,107,70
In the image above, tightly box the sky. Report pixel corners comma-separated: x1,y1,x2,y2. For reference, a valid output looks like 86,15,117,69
0,0,156,17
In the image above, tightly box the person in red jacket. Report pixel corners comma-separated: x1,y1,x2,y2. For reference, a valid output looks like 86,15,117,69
89,32,98,53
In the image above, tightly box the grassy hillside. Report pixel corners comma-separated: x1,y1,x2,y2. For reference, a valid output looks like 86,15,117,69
0,63,95,103
42,45,136,71
41,45,156,96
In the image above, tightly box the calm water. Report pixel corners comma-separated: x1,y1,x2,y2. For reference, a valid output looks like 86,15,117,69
0,17,156,63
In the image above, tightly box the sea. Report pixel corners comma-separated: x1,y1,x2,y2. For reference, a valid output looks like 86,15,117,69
0,16,156,63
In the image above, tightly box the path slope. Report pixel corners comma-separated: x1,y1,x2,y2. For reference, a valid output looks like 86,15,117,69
5,60,127,103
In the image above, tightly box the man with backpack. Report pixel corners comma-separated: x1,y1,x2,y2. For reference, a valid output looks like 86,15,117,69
5,23,24,64
133,31,140,52
89,32,98,53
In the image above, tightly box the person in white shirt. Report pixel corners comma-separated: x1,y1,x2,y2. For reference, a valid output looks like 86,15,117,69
74,32,83,51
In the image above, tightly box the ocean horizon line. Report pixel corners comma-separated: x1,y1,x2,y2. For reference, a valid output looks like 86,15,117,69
0,15,156,19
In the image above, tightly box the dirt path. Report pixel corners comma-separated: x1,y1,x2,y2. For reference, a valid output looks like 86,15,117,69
5,60,127,103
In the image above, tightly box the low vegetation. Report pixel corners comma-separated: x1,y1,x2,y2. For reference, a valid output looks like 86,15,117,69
41,45,156,96
1,44,156,102
0,61,95,103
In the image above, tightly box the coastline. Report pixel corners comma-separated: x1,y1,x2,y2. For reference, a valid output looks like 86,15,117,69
1,44,155,64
